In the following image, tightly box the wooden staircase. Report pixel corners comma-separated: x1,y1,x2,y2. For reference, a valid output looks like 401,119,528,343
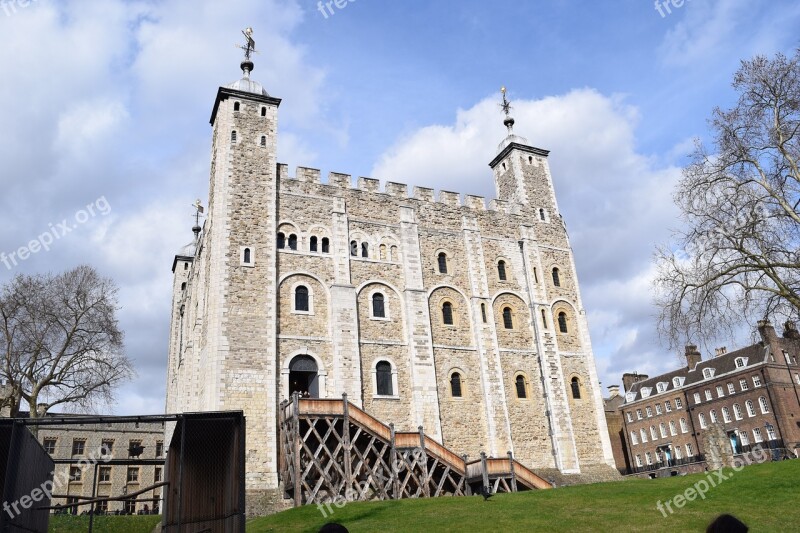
279,394,551,507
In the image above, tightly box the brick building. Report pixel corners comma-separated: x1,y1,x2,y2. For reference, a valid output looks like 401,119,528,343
166,34,616,511
603,385,630,473
614,320,800,477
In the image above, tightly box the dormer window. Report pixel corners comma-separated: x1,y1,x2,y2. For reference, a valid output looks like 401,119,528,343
735,357,748,368
673,377,685,388
656,382,668,393
703,368,715,379
625,392,635,402
640,387,652,399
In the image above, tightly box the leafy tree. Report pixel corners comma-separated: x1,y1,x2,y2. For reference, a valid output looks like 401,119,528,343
655,49,800,348
0,265,133,418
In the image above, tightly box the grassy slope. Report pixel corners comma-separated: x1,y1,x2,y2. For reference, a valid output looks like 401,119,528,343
248,459,800,532
48,515,162,533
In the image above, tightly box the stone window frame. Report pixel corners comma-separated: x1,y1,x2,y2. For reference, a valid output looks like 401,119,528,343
378,237,401,262
230,129,238,145
290,281,314,315
98,466,112,484
496,257,510,282
280,349,328,401
569,375,583,400
552,302,575,336
448,368,467,399
368,288,390,321
277,221,301,252
233,100,241,113
439,298,458,327
240,246,255,267
307,225,332,254
43,438,57,455
513,371,532,401
261,105,268,117
538,208,550,222
551,266,562,288
435,249,452,275
258,134,267,148
371,357,400,400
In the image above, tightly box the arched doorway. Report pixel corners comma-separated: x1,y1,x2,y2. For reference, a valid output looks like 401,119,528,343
289,355,319,398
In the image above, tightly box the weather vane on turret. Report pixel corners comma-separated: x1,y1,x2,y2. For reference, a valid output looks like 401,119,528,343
192,199,204,241
236,27,258,76
500,86,516,135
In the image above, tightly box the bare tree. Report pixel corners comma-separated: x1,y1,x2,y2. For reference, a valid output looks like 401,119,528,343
655,49,800,349
0,265,133,419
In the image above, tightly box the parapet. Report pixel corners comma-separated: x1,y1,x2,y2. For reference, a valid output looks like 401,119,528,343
296,166,321,184
413,186,434,202
385,182,408,197
358,177,380,192
464,195,486,210
328,172,351,188
438,191,461,207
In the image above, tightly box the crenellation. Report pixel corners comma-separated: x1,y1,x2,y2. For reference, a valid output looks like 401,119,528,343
277,163,289,181
385,181,408,197
328,171,351,188
464,195,486,210
296,166,321,183
489,199,510,213
438,190,461,207
358,176,380,192
413,186,435,202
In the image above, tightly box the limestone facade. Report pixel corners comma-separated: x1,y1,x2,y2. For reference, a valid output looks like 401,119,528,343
165,61,616,508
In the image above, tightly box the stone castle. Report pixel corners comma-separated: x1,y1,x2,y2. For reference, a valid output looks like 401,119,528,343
166,34,615,509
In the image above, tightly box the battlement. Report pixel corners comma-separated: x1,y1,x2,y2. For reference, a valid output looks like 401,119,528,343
276,165,533,214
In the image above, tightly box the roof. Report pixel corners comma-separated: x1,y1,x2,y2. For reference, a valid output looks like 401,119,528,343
624,343,768,404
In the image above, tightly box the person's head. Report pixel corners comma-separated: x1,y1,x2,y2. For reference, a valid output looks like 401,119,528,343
706,514,748,533
319,524,349,533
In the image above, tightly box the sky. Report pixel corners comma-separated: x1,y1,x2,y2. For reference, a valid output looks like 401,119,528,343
0,0,798,414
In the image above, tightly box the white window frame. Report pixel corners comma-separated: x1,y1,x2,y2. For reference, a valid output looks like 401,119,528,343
753,375,762,387
675,446,682,460
657,382,668,393
759,396,769,414
646,406,653,417
669,420,677,436
641,387,652,399
371,358,400,399
739,378,749,391
626,412,633,423
710,409,718,423
240,246,255,267
630,431,638,445
645,452,653,465
636,409,643,420
686,443,694,457
368,289,391,321
694,392,702,404
740,431,750,446
699,413,707,429
680,418,688,433
733,403,743,421
703,368,715,379
753,427,763,443
640,428,648,443
746,400,756,417
766,425,777,441
705,389,713,401
673,376,685,388
722,407,731,423
655,404,663,415
716,385,725,398
727,383,736,395
626,392,636,402
675,398,683,409
735,357,748,368
290,282,314,315
665,401,672,412
635,454,642,467
650,426,658,440
659,423,667,439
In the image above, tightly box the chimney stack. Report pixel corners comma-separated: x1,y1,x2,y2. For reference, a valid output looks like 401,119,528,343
783,321,800,340
714,347,727,357
607,385,620,398
685,345,702,370
622,372,648,392
758,320,777,344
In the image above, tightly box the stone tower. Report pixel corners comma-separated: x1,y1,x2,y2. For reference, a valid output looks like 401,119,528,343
167,34,616,514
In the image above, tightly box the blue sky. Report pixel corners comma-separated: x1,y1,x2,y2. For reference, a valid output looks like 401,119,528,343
0,0,798,414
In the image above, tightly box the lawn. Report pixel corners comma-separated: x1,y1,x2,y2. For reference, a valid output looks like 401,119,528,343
48,514,162,533
247,459,800,532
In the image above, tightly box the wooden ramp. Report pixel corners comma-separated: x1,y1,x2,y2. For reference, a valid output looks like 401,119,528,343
279,394,551,507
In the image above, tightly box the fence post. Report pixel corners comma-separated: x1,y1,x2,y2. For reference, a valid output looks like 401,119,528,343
292,392,302,506
418,426,430,497
508,451,518,492
462,454,471,496
390,423,400,499
480,452,489,492
342,393,353,496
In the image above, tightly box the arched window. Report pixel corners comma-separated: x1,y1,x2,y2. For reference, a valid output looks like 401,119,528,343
450,372,463,397
350,240,358,256
261,107,266,117
539,208,546,221
295,286,309,312
497,260,507,281
379,244,387,260
571,377,581,399
759,396,769,413
260,136,266,147
541,309,548,328
558,312,568,333
184,262,188,271
310,236,318,252
243,248,251,263
515,375,527,399
437,252,448,274
502,307,513,329
372,293,385,318
376,361,392,396
288,234,298,251
390,246,398,261
361,242,369,258
321,238,330,253
277,233,286,249
231,130,237,143
442,302,454,325
181,282,186,291
481,303,487,323
233,102,240,112
552,267,561,287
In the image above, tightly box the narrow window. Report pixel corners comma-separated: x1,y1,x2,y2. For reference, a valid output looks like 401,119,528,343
533,267,538,283
502,307,513,329
184,262,188,270
288,234,297,250
233,102,240,112
181,282,186,291
552,267,561,287
442,302,454,325
350,240,358,256
541,309,548,328
376,361,393,396
528,156,533,164
380,244,387,260
261,107,266,117
558,312,568,333
277,232,286,249
243,248,251,263
539,208,545,221
390,245,398,261
437,252,448,274
497,260,507,281
231,130,237,143
515,375,527,399
450,372,463,397
295,286,309,312
481,303,487,323
571,377,581,399
310,236,318,252
321,238,330,253
361,242,369,258
260,136,266,147
759,396,769,413
372,293,385,318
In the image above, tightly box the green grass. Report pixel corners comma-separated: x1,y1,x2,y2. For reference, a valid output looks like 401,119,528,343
48,514,161,533
247,459,800,532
